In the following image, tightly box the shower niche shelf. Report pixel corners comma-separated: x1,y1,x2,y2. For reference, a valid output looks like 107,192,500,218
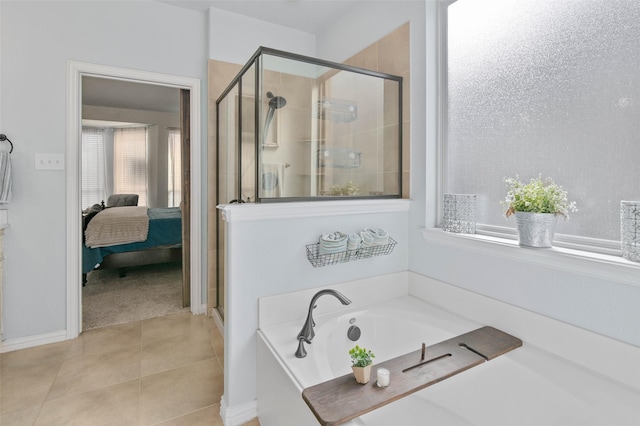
305,237,397,268
318,148,361,169
314,98,358,123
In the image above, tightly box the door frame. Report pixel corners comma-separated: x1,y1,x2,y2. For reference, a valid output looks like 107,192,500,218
66,61,203,338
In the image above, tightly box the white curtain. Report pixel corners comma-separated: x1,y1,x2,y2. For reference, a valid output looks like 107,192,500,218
167,128,182,207
114,127,148,206
81,127,108,208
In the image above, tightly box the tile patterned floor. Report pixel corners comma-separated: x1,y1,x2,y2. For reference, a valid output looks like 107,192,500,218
0,312,260,426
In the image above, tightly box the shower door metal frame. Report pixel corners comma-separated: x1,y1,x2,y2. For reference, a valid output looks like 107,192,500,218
254,47,403,203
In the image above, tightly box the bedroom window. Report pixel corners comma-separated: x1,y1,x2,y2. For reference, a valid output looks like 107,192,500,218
168,128,182,208
441,0,640,255
114,127,148,206
81,127,108,208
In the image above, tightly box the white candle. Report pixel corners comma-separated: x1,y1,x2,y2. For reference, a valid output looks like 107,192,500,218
376,368,390,387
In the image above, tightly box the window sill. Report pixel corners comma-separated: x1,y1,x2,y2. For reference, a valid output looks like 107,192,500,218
421,228,640,288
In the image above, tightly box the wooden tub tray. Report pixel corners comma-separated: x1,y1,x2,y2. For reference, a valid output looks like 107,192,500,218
302,326,522,426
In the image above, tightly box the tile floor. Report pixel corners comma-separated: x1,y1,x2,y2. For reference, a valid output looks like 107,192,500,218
0,312,260,426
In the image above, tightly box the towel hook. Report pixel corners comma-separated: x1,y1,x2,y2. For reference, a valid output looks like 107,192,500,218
0,134,14,154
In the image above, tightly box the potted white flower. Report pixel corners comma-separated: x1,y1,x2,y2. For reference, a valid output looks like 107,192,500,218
502,175,577,248
349,345,375,384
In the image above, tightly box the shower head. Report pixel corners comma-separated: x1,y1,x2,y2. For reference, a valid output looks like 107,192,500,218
267,91,287,109
262,92,287,145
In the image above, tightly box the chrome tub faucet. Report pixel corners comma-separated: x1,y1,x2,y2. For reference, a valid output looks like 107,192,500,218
295,289,351,358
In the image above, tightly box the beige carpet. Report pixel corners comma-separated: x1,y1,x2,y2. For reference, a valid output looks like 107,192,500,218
82,262,188,331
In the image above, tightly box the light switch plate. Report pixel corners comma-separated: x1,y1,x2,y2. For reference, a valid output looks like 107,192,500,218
35,153,65,170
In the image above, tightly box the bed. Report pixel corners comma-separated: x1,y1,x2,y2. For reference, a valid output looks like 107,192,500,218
82,206,182,282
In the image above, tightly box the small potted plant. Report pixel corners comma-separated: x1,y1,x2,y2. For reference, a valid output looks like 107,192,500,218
349,345,375,384
502,174,577,248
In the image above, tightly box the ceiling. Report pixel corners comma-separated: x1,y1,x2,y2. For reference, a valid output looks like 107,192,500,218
82,77,180,115
157,0,359,34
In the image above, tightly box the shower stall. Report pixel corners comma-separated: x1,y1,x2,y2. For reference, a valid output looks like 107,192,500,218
216,46,403,205
215,47,403,320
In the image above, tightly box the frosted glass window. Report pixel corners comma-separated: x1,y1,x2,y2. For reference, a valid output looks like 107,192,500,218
446,0,640,245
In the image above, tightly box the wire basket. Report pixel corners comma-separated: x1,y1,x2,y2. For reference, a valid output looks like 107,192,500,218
306,237,397,268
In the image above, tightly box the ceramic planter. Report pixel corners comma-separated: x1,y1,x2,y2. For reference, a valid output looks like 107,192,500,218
514,211,558,248
352,365,372,384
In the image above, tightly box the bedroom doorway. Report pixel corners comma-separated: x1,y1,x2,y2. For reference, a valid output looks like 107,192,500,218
67,62,203,337
79,77,189,330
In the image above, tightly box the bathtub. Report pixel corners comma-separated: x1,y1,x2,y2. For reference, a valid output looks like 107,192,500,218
257,294,640,426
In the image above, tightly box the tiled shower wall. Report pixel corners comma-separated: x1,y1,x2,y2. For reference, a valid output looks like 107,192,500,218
343,22,410,198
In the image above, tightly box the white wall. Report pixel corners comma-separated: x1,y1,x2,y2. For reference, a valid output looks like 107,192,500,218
0,0,207,340
208,7,317,64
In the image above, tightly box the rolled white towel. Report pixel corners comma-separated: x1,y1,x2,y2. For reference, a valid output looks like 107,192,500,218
319,232,347,255
320,232,347,245
347,233,361,251
360,230,374,247
363,227,389,245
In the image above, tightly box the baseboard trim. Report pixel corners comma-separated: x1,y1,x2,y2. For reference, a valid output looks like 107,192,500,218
211,307,224,335
192,302,207,315
220,396,258,426
2,305,210,354
0,329,68,353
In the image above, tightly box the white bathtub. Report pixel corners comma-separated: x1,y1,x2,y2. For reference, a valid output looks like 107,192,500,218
257,294,640,426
